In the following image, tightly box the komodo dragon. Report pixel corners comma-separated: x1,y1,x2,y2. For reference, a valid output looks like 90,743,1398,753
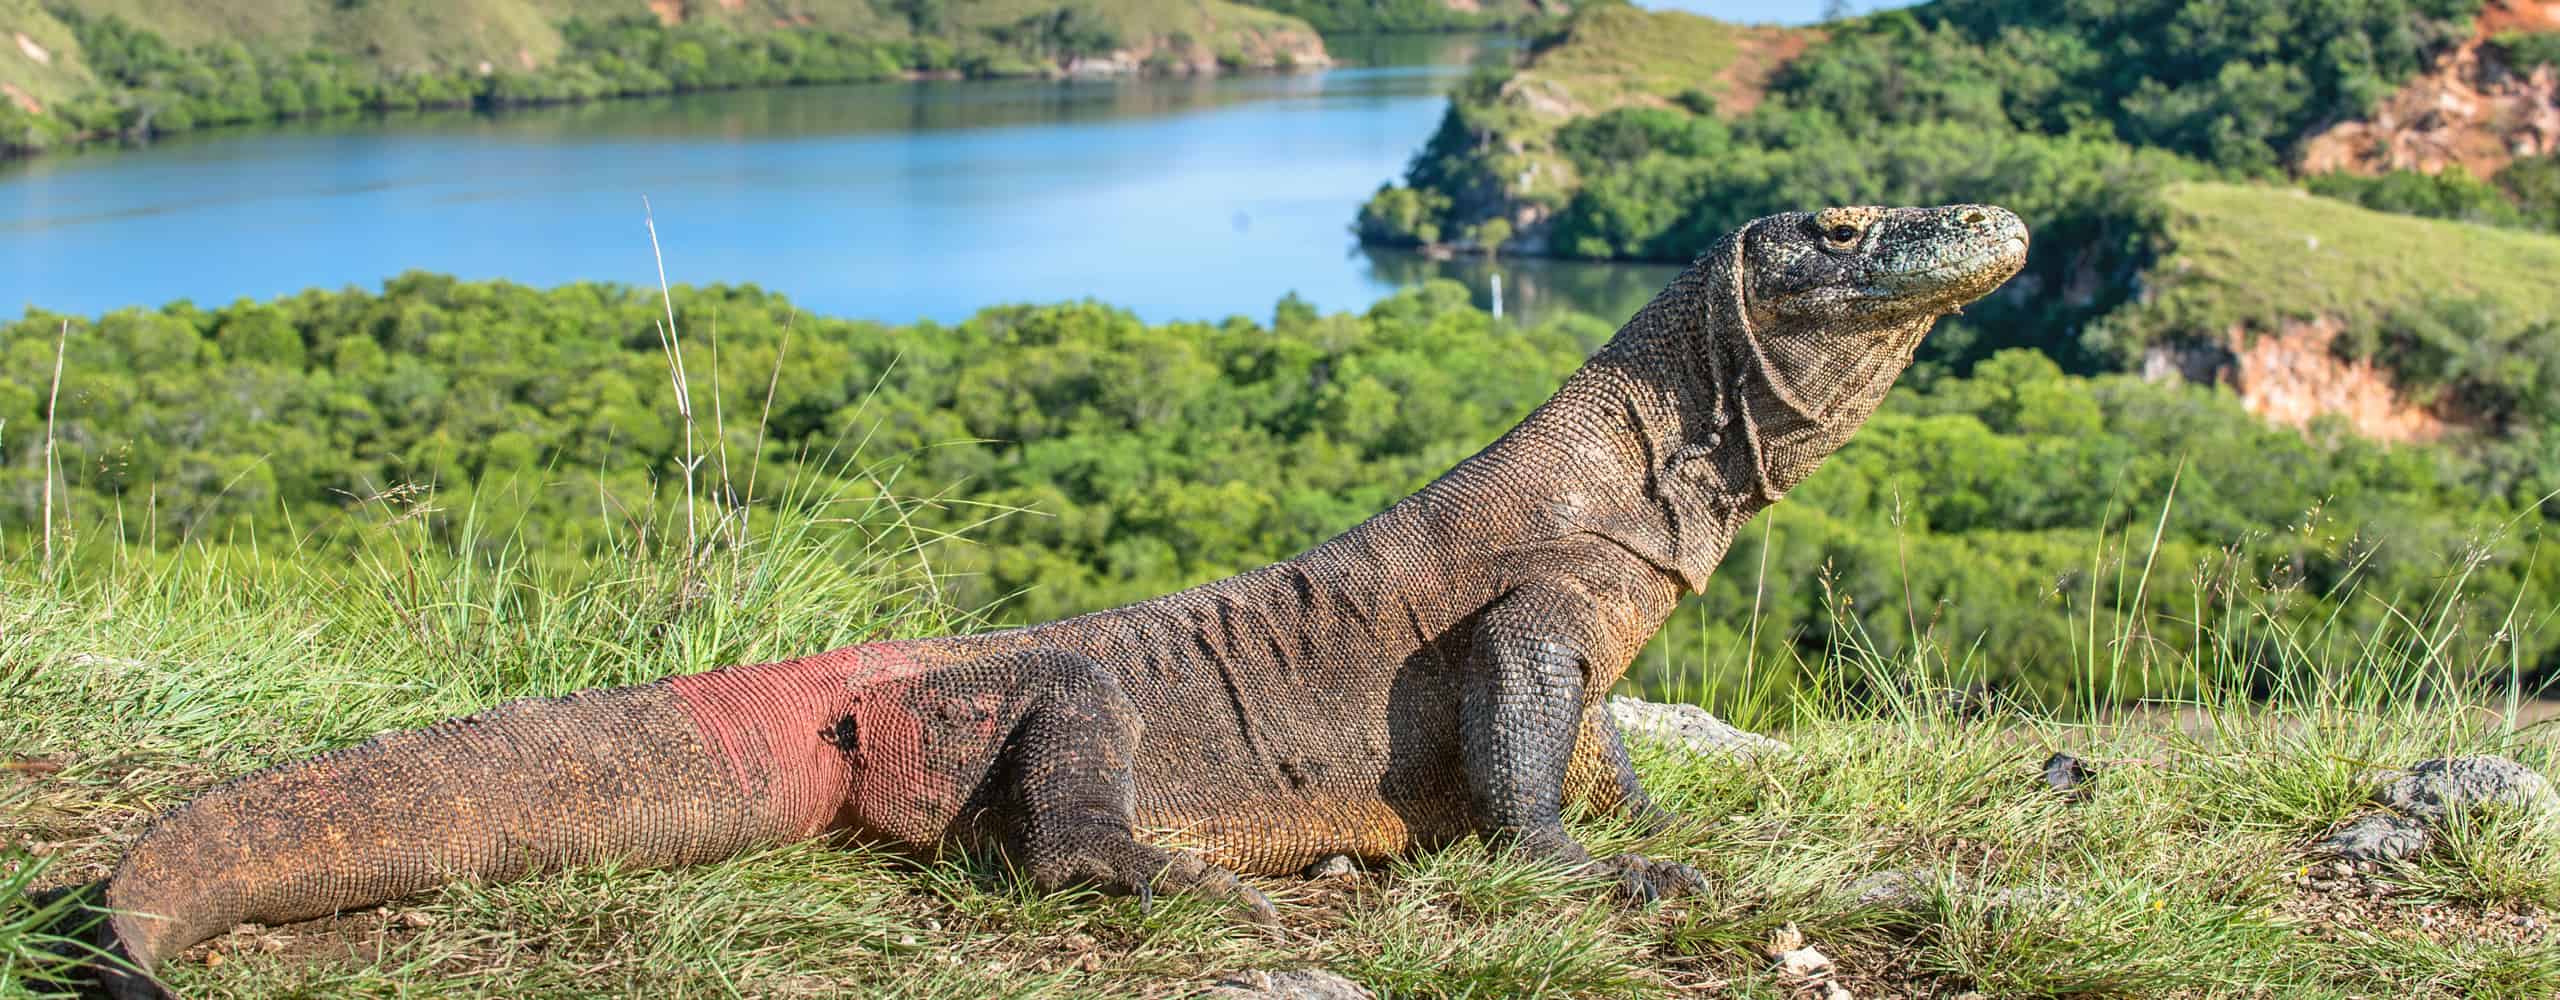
39,203,2026,998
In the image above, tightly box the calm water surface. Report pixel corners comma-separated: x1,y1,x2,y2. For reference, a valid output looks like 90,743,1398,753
0,36,1675,329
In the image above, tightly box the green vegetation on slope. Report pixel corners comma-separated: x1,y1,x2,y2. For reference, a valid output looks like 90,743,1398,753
4,279,2553,709
1357,0,2560,375
2085,181,2560,475
1231,0,1557,34
2,519,2554,996
2104,182,2560,359
1356,2,1808,251
0,0,1322,155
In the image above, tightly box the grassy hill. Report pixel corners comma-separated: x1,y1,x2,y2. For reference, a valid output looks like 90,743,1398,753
1355,2,1809,250
2109,182,2560,352
2066,182,2560,444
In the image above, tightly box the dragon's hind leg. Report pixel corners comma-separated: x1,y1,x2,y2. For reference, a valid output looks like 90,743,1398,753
1003,650,1279,924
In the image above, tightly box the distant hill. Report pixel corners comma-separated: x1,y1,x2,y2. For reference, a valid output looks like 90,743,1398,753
1238,0,1563,33
0,0,1326,154
1356,0,2560,394
2093,182,2560,445
1352,2,1809,252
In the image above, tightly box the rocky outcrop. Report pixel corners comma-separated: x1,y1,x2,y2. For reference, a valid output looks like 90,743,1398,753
1060,29,1329,78
2317,755,2557,863
2139,316,2453,443
2297,2,2560,178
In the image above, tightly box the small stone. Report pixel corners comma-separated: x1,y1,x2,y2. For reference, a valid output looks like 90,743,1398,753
398,910,436,928
1077,953,1104,973
1766,921,1806,954
1203,969,1377,1000
2320,813,2432,863
1304,855,1360,879
2041,752,2095,799
1775,945,1833,979
1607,696,1788,760
1821,984,1854,1000
203,951,222,968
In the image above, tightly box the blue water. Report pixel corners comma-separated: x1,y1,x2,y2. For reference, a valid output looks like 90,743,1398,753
0,38,1674,327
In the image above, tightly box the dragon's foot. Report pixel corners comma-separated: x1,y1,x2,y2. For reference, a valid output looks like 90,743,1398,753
1593,851,1707,904
1031,840,1279,925
1494,828,1707,905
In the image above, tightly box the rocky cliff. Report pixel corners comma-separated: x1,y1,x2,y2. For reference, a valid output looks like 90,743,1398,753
2297,0,2560,178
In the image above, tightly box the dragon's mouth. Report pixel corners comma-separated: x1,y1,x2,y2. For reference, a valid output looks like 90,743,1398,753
1864,231,2028,306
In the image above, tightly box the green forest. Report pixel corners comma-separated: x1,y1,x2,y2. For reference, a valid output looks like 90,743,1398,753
3,276,2547,709
0,0,1326,156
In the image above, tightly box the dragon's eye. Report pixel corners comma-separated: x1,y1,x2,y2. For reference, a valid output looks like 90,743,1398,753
1825,225,1860,245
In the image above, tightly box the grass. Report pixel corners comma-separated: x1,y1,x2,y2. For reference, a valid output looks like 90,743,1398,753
1505,3,1807,119
2114,181,2560,348
1,493,2554,998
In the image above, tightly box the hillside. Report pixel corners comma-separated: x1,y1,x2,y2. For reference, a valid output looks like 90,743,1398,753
1355,2,1810,252
1350,0,2560,456
2099,182,2560,442
1238,0,1562,34
0,0,1326,154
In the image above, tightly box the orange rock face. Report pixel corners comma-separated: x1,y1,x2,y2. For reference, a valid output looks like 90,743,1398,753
2480,0,2560,33
2296,5,2560,178
2142,318,2453,444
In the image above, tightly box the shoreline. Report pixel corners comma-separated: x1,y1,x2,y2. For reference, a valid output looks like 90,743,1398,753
1,56,1343,165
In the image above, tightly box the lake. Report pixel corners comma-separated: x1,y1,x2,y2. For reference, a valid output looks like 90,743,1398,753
0,35,1677,330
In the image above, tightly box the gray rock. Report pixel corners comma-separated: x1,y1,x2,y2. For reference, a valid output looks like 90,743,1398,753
2372,756,2557,827
1848,868,1931,911
1204,970,1376,1000
2319,813,2432,863
1302,855,1360,879
1607,696,1788,760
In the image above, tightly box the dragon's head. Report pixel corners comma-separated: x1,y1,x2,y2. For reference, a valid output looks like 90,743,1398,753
1732,203,2027,353
1696,203,2028,497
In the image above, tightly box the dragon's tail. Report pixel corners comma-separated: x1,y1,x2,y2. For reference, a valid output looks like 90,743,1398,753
45,662,869,999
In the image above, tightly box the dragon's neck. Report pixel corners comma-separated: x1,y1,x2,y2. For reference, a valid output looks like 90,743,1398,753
1306,263,1761,595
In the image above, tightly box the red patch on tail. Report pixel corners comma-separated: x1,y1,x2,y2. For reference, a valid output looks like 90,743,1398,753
665,642,927,840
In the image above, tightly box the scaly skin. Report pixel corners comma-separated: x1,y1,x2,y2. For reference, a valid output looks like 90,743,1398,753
41,204,2027,998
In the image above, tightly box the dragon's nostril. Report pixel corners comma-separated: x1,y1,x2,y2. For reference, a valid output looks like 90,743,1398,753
1962,210,1985,225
